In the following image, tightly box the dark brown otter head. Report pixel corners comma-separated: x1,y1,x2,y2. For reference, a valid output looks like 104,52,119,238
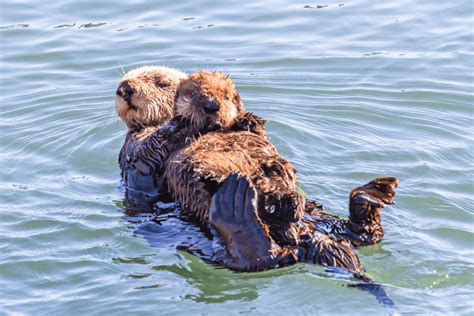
174,70,244,131
115,66,187,130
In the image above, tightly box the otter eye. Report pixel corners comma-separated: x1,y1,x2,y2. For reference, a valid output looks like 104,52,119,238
156,82,170,88
155,78,170,88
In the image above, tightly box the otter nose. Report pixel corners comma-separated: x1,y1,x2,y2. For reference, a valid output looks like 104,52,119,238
203,100,219,113
116,80,134,102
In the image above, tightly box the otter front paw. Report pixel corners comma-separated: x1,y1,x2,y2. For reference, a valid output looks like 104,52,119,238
261,192,304,222
304,199,325,214
209,173,276,271
231,113,266,136
204,122,223,132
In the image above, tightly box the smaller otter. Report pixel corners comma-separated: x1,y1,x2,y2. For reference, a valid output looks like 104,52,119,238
160,71,399,274
166,70,305,247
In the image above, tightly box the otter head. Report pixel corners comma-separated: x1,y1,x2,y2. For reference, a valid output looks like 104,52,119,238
174,70,244,131
115,66,187,130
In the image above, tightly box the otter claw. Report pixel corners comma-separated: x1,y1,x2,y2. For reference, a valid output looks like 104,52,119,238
205,122,223,132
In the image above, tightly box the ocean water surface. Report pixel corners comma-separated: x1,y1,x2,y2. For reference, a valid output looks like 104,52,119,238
0,0,473,314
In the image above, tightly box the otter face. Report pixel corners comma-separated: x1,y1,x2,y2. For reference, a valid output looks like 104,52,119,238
115,66,187,129
174,70,244,131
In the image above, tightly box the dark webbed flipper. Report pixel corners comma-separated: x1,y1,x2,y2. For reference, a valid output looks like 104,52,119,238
209,173,285,271
347,177,399,246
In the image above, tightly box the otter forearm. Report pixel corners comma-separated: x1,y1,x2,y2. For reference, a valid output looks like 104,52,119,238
131,118,191,177
230,112,268,139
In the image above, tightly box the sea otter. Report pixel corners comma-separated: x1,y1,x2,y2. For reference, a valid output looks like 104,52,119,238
160,71,398,272
166,71,305,248
116,66,187,208
115,68,399,275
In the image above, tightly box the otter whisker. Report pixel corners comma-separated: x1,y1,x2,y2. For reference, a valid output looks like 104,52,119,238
119,63,126,76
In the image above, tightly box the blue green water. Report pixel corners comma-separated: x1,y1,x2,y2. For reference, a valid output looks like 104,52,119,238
1,1,473,314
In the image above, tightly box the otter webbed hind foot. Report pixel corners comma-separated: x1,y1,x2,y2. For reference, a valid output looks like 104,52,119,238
209,173,289,272
346,177,399,246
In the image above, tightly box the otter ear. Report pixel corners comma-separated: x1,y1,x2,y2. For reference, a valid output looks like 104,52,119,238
174,89,180,105
233,91,244,112
177,76,197,94
174,78,185,109
175,77,188,98
177,76,189,89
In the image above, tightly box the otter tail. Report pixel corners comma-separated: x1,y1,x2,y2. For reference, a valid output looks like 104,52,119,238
349,281,396,309
328,268,397,309
297,232,396,308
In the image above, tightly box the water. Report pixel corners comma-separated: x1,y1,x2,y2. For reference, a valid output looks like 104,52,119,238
1,0,473,314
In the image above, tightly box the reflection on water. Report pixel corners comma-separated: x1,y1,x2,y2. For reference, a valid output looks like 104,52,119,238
121,192,397,307
121,200,263,303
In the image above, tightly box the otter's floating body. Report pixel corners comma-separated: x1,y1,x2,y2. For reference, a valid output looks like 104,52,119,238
115,68,399,279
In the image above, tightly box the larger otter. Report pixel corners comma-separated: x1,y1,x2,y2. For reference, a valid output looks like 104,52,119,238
116,66,187,208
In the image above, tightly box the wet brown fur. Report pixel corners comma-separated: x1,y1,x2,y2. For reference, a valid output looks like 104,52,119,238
165,71,304,246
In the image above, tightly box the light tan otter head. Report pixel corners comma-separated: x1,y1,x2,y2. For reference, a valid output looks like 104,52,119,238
174,70,244,130
115,66,187,130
